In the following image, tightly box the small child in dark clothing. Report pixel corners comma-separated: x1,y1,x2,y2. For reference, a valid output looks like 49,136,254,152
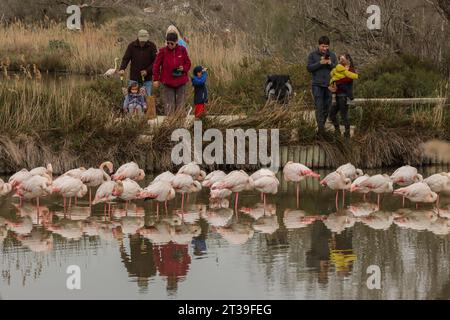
191,65,208,118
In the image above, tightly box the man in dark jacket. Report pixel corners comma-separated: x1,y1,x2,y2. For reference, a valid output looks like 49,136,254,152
118,29,157,96
307,36,337,135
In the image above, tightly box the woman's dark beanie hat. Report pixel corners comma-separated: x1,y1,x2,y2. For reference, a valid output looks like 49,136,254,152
166,32,178,42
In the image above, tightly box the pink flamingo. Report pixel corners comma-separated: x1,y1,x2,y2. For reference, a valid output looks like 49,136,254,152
52,175,88,212
283,162,320,207
394,182,438,209
92,181,124,216
320,171,351,208
423,173,450,208
212,170,254,212
336,163,364,180
390,165,423,207
177,162,206,181
119,178,143,211
172,173,202,211
253,175,279,210
112,162,145,181
350,174,371,201
81,161,114,206
139,180,176,215
13,175,52,215
358,174,393,209
202,170,226,188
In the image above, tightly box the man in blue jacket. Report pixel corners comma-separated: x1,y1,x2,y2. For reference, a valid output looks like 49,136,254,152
307,36,337,135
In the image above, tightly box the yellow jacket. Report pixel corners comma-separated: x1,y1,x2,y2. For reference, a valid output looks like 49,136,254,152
330,64,358,84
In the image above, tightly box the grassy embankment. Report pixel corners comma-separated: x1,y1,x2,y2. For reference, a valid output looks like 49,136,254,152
0,21,448,172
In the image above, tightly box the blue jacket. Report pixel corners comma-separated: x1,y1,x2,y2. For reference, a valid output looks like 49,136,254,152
123,93,147,109
191,71,208,104
307,49,337,87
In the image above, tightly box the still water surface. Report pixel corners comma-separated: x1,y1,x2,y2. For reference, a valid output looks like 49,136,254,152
1,166,450,300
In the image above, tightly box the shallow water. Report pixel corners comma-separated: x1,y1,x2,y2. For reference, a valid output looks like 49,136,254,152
1,165,450,300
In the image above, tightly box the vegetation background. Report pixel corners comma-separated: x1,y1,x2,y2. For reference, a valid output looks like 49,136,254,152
0,0,449,172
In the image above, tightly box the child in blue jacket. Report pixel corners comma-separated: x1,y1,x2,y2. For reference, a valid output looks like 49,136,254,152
191,66,208,118
123,82,147,114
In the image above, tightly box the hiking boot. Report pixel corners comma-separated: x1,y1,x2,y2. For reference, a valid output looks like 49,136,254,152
334,125,341,136
344,130,351,139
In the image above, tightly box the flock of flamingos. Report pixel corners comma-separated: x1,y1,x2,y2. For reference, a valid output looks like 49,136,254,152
0,161,449,218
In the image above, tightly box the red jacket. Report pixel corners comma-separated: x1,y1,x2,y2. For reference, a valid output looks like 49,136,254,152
152,45,191,88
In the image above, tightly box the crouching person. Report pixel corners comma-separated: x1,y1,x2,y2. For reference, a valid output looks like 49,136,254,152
123,83,147,114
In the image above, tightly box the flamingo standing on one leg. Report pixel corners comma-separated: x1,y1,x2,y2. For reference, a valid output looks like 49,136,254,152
390,165,423,207
283,162,320,208
13,175,53,215
253,175,279,212
119,178,143,211
139,181,176,215
423,173,450,209
172,173,202,212
320,171,351,209
251,169,276,201
212,170,254,212
52,175,88,213
92,181,124,216
350,174,371,201
81,161,114,206
358,174,393,209
394,182,438,209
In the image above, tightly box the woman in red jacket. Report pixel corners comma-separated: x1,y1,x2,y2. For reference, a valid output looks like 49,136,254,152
152,32,192,115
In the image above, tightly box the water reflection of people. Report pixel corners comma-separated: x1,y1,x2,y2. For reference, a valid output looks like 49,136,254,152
119,234,156,292
306,219,356,283
153,242,191,295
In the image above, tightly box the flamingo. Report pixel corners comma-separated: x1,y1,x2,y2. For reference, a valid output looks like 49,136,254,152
0,179,12,196
202,170,226,188
92,181,124,216
177,162,206,181
62,167,87,180
358,174,393,209
212,170,254,211
251,169,276,201
253,175,279,210
81,161,114,206
423,173,450,208
350,174,371,201
394,182,438,208
104,57,119,77
29,163,53,178
119,178,143,211
9,169,52,205
152,171,175,184
336,163,364,180
113,162,145,181
283,162,320,207
172,174,202,211
209,185,232,208
13,175,52,215
52,175,88,212
320,171,351,208
139,181,176,215
391,165,423,206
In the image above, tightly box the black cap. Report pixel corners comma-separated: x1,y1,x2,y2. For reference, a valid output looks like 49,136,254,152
166,32,178,42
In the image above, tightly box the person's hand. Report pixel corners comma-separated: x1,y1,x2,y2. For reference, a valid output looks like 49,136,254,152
153,81,159,89
178,66,184,71
328,84,337,93
345,65,350,70
140,70,147,77
320,57,329,65
118,70,125,75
